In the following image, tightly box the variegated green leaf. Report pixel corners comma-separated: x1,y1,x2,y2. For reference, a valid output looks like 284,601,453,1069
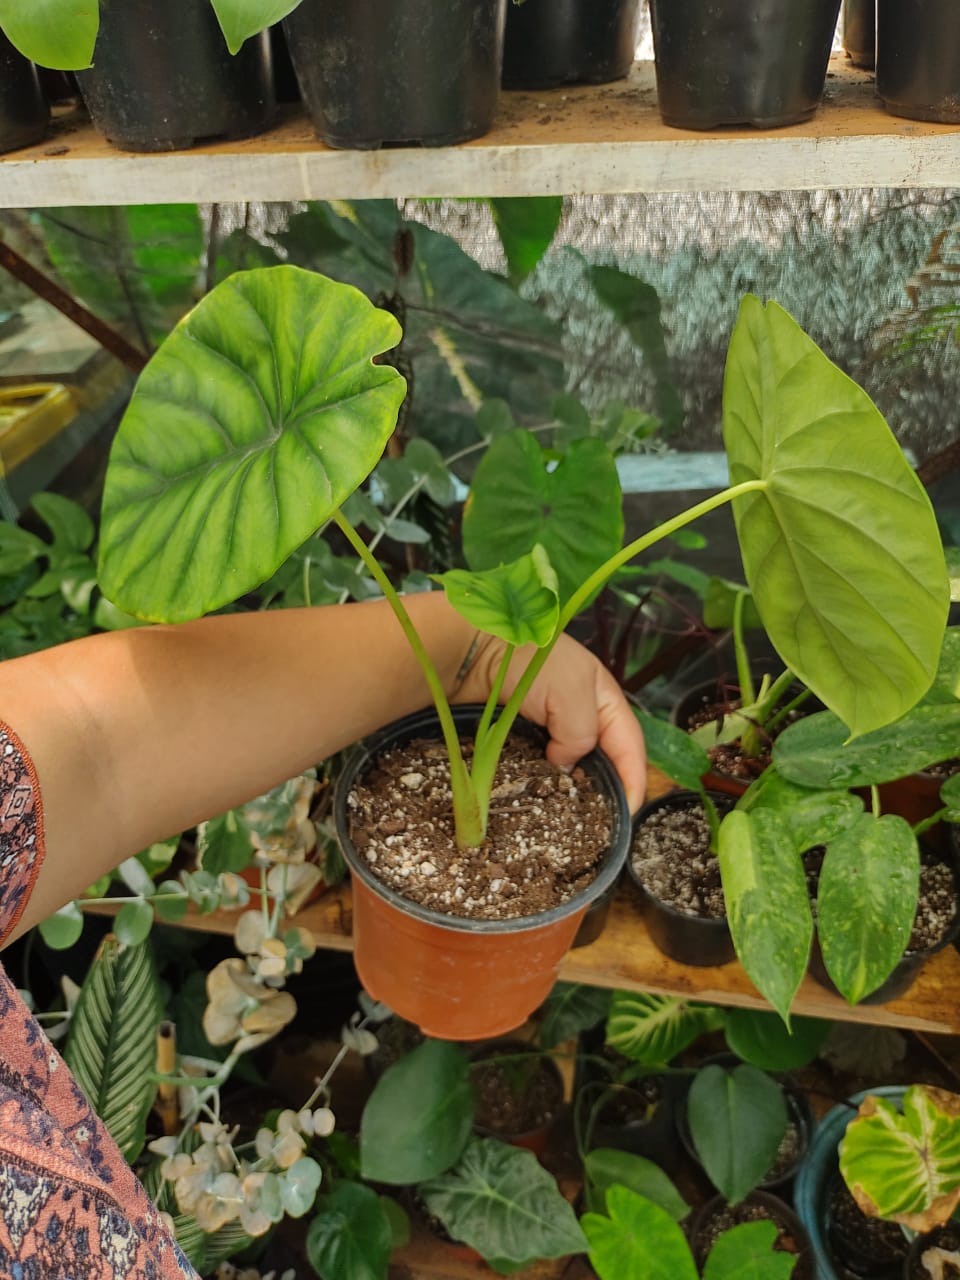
839,1085,960,1230
718,809,812,1025
63,934,163,1162
437,545,559,648
605,992,724,1065
818,813,919,1006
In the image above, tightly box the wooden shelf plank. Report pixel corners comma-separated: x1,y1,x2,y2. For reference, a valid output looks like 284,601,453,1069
3,56,959,208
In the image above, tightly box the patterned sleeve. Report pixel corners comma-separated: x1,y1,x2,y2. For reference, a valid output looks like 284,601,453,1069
0,722,45,946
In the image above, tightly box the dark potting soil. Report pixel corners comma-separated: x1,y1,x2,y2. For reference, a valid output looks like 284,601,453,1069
828,1177,909,1274
630,799,725,918
803,848,958,952
696,1198,813,1280
765,1118,803,1183
907,1223,960,1279
470,1051,564,1135
346,735,611,921
686,690,811,783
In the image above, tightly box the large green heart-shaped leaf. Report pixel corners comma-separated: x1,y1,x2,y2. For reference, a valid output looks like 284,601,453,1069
773,706,960,789
718,809,812,1024
462,430,623,607
605,992,725,1065
0,0,98,68
306,1180,393,1280
724,296,949,738
687,1064,788,1205
817,812,919,1005
839,1086,960,1230
420,1137,587,1270
703,1220,798,1280
360,1039,473,1185
437,546,559,648
737,766,864,852
98,267,405,623
582,1186,698,1280
209,0,303,53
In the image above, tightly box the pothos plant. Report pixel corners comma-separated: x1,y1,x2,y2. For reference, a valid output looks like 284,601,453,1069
96,266,948,862
0,0,297,68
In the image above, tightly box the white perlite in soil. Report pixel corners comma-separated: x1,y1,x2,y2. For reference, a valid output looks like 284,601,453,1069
630,799,726,918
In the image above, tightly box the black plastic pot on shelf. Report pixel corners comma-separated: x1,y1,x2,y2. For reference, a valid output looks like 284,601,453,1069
648,0,842,129
75,0,276,152
627,790,735,967
841,0,875,69
691,1190,816,1278
283,0,506,149
501,0,641,90
0,33,49,155
876,0,960,123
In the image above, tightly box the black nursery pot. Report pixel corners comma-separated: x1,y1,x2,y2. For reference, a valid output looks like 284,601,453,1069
692,1191,815,1279
842,0,875,69
648,0,842,129
627,791,735,968
876,0,960,123
283,0,507,149
75,0,276,152
0,33,49,155
502,0,641,90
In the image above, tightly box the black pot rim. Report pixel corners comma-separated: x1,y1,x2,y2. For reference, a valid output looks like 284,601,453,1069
627,789,730,929
333,703,631,935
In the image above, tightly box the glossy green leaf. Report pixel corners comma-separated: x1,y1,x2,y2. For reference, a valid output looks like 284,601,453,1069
635,711,711,793
703,1220,797,1280
152,881,190,923
724,296,949,738
737,767,864,852
98,267,406,622
306,1180,393,1280
437,547,559,648
419,1137,587,1269
209,0,303,53
942,774,960,822
839,1085,960,1230
773,706,960,789
113,900,154,947
606,991,725,1065
32,492,95,553
64,935,163,1162
462,430,623,607
687,1064,788,1205
818,813,919,1005
582,1186,698,1280
489,197,564,285
37,900,84,950
0,523,46,575
538,982,611,1051
0,0,98,68
936,627,960,700
360,1039,473,1184
584,1148,689,1220
197,810,255,875
718,809,812,1024
723,1009,832,1072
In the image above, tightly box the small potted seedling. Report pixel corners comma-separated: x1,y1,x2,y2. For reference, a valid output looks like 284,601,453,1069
97,265,949,1039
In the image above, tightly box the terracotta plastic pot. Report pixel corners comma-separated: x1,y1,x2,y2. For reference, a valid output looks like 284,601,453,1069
334,705,631,1040
0,33,48,155
876,0,960,123
283,0,506,148
648,0,842,129
627,790,736,967
502,0,641,89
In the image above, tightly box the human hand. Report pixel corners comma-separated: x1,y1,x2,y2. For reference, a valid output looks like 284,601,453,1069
458,632,647,814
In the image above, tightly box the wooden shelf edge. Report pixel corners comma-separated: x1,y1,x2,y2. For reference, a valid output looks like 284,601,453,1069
4,57,960,207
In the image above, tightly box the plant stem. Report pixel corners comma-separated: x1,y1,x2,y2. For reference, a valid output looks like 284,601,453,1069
332,511,484,846
732,590,756,706
914,807,948,838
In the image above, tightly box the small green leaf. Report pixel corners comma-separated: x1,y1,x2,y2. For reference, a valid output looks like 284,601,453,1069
437,546,559,648
379,1195,411,1248
114,900,154,947
32,491,95,553
0,0,99,69
723,1009,831,1072
360,1039,473,1184
687,1064,788,1204
489,196,564,285
942,773,960,822
306,1180,393,1280
606,991,725,1064
0,522,46,575
635,711,711,793
538,982,611,1051
702,1220,798,1280
153,882,189,923
737,767,864,851
197,810,255,875
208,0,303,53
38,900,84,949
718,809,812,1024
818,813,920,1005
582,1186,698,1280
584,1148,689,1220
724,296,949,738
280,1156,322,1217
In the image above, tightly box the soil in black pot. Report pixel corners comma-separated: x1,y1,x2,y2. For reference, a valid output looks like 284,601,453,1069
906,1222,960,1280
469,1042,564,1139
694,1193,814,1280
826,1175,909,1278
347,733,612,921
630,796,725,919
680,677,816,786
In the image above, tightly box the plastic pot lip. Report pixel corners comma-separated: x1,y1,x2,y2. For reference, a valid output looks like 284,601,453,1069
333,702,631,936
627,788,731,928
